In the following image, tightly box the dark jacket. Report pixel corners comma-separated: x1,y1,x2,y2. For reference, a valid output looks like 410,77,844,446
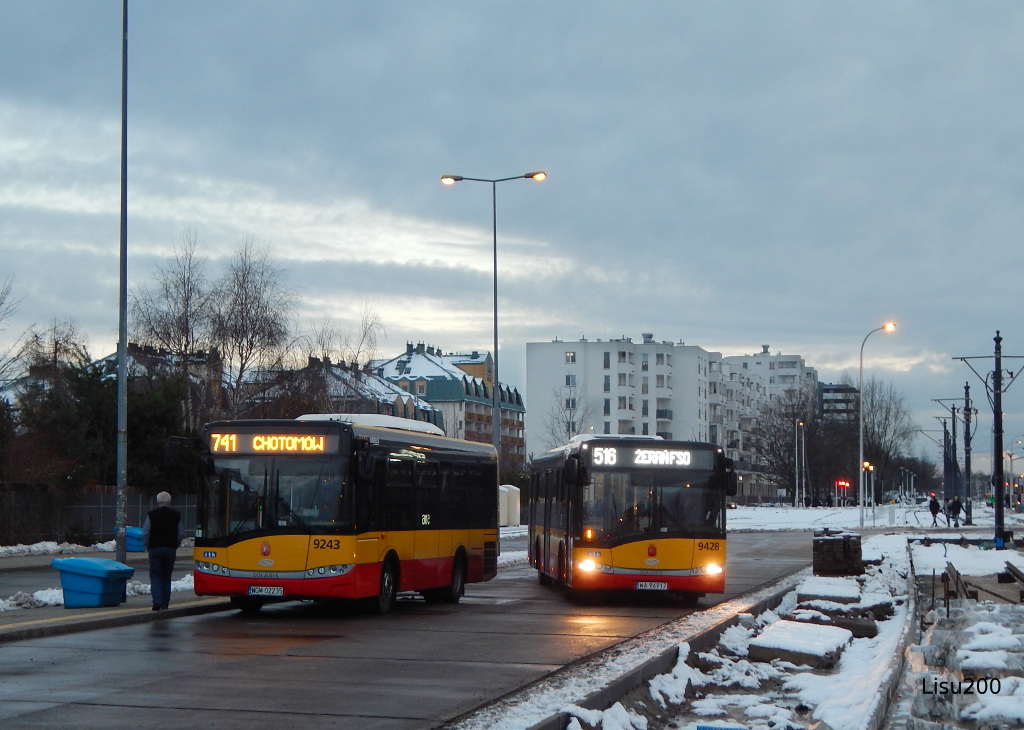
144,505,183,549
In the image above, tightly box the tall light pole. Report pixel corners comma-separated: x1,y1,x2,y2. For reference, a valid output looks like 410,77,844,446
441,171,546,472
115,0,129,565
859,321,896,527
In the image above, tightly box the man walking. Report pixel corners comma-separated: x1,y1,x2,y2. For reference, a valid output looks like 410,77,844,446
950,496,963,529
929,495,941,527
142,491,185,611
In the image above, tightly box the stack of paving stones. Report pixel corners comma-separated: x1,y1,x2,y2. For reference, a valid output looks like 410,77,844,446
812,527,864,576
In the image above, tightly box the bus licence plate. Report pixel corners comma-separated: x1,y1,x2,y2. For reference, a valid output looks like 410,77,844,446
248,586,284,597
635,581,668,591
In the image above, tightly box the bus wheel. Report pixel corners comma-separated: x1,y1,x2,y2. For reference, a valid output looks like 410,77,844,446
231,596,264,615
374,558,398,614
536,539,554,585
440,553,466,603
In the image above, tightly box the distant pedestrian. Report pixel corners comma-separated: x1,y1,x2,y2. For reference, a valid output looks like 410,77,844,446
142,491,184,611
943,499,952,527
929,496,941,527
950,496,963,528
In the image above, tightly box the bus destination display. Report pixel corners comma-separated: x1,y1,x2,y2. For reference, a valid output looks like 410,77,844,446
209,431,340,454
588,445,714,470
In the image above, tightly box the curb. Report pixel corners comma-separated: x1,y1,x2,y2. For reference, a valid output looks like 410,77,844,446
0,597,234,645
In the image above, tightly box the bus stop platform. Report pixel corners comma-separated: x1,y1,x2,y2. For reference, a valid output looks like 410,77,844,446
0,548,233,645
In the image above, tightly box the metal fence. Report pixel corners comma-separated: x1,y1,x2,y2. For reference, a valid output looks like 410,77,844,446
0,488,196,546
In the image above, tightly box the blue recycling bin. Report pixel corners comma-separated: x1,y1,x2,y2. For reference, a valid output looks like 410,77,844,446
113,526,146,552
51,557,135,608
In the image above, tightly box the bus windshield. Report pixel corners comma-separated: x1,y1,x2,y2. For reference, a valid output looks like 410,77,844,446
198,455,351,540
581,469,723,542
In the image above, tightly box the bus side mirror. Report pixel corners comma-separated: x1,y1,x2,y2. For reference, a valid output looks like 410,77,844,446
716,456,738,496
165,437,215,475
564,455,589,486
359,452,377,480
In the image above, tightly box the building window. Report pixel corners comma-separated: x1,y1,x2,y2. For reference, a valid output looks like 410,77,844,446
618,373,627,387
603,422,611,434
617,396,627,410
565,374,576,387
565,397,577,409
618,351,627,363
642,422,649,435
603,351,611,368
656,353,664,365
603,399,611,416
416,382,427,395
603,375,611,392
565,351,576,363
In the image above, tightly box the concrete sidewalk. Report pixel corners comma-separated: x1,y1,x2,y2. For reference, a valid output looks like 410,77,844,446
0,547,233,644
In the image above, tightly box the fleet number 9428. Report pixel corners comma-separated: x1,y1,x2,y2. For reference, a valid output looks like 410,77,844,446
697,541,721,551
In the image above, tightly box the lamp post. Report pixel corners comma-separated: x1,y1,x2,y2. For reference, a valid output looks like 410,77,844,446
859,321,896,527
441,171,546,470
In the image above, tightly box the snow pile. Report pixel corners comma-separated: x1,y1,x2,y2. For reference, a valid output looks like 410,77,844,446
909,539,1024,575
0,573,196,611
613,533,913,730
0,540,113,557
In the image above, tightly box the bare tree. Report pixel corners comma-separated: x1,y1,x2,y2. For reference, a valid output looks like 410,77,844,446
131,230,215,360
19,320,92,371
297,304,385,368
212,238,295,417
131,231,218,430
748,386,820,504
539,381,594,453
342,303,386,366
853,373,917,501
0,276,28,383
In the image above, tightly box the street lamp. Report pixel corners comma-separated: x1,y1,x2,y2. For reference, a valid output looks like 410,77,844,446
859,321,896,527
441,171,546,470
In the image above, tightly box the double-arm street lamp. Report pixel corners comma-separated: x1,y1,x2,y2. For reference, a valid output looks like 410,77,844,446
441,171,546,470
859,321,896,527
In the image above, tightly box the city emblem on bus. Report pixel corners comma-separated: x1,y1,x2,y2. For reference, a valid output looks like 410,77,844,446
647,544,657,558
261,541,271,557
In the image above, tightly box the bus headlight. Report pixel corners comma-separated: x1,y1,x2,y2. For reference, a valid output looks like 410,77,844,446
578,558,599,572
706,563,723,575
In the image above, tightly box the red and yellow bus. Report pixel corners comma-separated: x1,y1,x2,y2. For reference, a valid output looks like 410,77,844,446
189,414,497,613
529,435,736,601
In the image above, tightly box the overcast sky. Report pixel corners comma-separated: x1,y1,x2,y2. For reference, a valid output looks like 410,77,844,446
3,2,1024,469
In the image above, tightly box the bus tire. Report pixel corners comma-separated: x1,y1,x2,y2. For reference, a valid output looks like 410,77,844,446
231,596,264,615
374,556,399,614
439,552,467,603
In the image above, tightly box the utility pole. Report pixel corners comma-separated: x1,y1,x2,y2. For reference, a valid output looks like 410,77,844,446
956,332,1022,548
933,398,963,502
963,382,975,525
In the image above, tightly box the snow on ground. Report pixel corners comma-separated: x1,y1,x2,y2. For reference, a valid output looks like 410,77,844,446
3,506,1024,728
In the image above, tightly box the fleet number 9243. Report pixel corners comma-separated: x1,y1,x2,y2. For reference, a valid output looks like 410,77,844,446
313,538,341,550
697,541,721,551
